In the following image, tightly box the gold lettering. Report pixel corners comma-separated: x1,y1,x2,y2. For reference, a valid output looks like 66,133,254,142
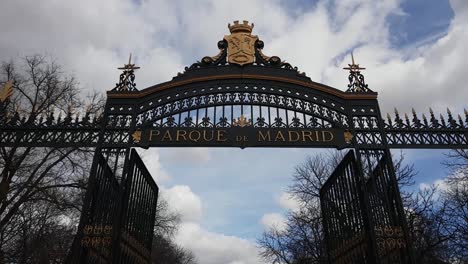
189,130,201,142
258,130,271,141
315,130,320,141
176,130,187,141
322,131,334,142
288,131,300,142
162,130,173,141
302,131,314,142
275,131,286,141
217,130,228,142
236,135,248,142
203,130,214,141
149,130,160,141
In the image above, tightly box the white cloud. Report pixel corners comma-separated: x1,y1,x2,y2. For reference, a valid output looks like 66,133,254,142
322,0,468,114
137,148,171,182
260,213,287,232
163,148,212,164
419,178,449,201
278,192,301,212
162,185,203,222
419,178,449,193
176,222,263,264
160,185,266,263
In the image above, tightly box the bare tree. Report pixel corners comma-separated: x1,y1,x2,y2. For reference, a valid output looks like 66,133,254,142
441,150,468,262
0,55,103,263
151,233,197,264
257,151,422,264
0,55,197,263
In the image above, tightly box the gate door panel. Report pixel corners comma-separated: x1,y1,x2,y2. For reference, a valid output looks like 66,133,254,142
74,153,121,263
118,149,159,263
366,152,412,263
320,150,369,263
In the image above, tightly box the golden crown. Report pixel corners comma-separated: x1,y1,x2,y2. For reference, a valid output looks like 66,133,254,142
228,20,254,33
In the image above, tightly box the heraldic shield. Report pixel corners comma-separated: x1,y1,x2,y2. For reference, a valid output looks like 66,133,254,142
224,20,258,66
225,33,258,66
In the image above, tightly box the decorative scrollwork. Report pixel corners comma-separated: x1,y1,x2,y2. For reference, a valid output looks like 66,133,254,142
181,21,306,77
185,40,228,70
112,54,140,92
343,53,373,93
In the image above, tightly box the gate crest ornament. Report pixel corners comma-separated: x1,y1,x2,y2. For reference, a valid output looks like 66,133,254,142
232,115,252,127
224,20,258,66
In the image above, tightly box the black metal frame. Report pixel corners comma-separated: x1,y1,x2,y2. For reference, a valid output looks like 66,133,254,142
320,150,414,264
1,32,467,264
1,63,466,149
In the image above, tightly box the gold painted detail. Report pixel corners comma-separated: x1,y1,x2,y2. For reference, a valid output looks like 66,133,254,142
118,53,140,71
132,130,142,142
344,130,353,144
224,20,258,66
343,52,366,73
232,115,252,127
0,81,13,102
343,52,372,93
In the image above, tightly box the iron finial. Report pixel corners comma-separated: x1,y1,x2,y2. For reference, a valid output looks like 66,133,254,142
113,53,140,92
344,52,371,93
343,52,366,72
118,53,140,71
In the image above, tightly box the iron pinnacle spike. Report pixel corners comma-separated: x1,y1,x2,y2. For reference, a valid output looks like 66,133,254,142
412,108,416,115
387,113,391,120
447,108,451,115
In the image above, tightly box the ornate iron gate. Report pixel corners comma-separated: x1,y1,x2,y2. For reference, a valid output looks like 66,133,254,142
67,148,158,264
320,150,369,263
320,150,414,264
72,152,120,263
1,20,467,263
364,150,412,263
118,149,159,263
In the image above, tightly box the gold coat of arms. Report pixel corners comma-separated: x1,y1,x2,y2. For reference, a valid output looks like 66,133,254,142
224,21,258,66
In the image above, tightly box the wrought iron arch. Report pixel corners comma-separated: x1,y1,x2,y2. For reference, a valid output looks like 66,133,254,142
121,79,357,129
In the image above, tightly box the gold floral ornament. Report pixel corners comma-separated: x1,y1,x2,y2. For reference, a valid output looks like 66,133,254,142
232,114,251,127
224,20,258,66
0,81,13,103
132,130,142,143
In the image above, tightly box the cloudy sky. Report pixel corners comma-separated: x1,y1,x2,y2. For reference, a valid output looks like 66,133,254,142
1,0,467,263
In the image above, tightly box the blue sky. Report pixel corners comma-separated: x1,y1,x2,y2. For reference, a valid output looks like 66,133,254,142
1,0,466,263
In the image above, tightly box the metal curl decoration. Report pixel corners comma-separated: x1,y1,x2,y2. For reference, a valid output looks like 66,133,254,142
114,70,138,92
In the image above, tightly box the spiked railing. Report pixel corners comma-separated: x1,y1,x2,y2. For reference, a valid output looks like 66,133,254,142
0,108,117,148
383,108,468,148
0,109,102,128
384,108,467,129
